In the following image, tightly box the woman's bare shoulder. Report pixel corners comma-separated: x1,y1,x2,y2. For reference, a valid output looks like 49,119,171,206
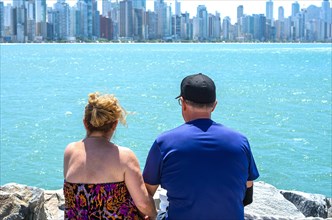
117,145,133,153
64,141,83,156
117,146,138,163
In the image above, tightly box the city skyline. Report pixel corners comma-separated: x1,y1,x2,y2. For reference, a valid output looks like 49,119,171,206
1,0,330,42
1,0,326,22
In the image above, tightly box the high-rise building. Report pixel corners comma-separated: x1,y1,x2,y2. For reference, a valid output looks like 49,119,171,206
92,0,100,38
132,0,146,10
172,14,181,39
292,1,300,17
222,16,231,40
102,0,113,17
76,0,88,39
321,0,331,23
236,5,244,39
4,4,12,27
180,12,191,40
278,6,284,21
266,0,273,21
196,5,208,40
54,1,71,40
133,8,145,40
13,0,24,8
175,0,181,16
146,10,157,39
275,19,285,41
35,0,47,38
165,4,172,37
0,2,4,39
237,5,244,20
12,2,27,42
320,0,331,40
119,0,133,39
26,0,35,41
100,14,113,40
241,15,254,40
83,0,93,38
36,0,46,23
253,14,266,41
208,12,221,40
154,0,167,38
69,7,76,37
293,9,306,40
105,1,119,39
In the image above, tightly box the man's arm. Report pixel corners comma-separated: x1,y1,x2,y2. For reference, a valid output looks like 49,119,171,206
243,181,253,206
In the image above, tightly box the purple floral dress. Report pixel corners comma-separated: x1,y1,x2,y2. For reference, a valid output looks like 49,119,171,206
63,181,143,220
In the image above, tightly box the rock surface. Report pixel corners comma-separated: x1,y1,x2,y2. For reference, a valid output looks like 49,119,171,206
43,189,64,219
0,181,331,220
280,190,332,218
244,181,305,219
0,183,46,220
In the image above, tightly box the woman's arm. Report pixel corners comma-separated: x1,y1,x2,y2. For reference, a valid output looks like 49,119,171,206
123,148,157,219
63,142,75,179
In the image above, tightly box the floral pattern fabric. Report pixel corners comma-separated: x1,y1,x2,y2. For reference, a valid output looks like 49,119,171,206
63,181,143,220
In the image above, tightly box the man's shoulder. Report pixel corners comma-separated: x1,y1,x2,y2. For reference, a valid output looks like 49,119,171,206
219,123,246,136
157,123,187,139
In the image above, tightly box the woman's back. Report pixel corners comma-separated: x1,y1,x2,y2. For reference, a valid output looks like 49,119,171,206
64,137,143,219
64,137,126,184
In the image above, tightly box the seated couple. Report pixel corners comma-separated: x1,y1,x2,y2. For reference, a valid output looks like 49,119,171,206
63,73,260,220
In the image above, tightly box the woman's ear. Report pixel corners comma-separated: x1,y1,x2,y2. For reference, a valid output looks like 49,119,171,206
83,119,89,130
112,120,119,131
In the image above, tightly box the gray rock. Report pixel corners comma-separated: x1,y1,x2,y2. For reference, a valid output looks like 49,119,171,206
326,198,332,218
0,191,26,220
0,183,46,220
43,189,65,220
281,190,331,218
244,181,305,220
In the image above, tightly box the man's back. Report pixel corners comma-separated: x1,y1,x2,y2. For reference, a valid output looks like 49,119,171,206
143,118,259,219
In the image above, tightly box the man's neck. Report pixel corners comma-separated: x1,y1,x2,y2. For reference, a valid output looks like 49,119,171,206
184,112,211,122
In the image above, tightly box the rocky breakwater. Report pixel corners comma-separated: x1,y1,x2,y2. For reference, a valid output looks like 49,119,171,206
0,181,331,220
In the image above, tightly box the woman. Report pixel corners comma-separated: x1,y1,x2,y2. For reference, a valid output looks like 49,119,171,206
63,92,157,220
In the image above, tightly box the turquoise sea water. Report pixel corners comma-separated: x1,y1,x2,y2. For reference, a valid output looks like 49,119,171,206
0,43,331,196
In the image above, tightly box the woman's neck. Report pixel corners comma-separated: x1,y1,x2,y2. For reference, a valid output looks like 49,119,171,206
86,131,112,141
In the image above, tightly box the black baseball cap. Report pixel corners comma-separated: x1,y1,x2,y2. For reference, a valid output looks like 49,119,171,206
176,73,216,104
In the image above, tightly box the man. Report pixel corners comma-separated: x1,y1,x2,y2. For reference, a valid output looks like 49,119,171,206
143,73,259,220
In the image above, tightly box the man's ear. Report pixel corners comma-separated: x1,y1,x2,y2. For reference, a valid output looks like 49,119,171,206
182,97,187,111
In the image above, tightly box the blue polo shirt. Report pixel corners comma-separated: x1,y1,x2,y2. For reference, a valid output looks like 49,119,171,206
143,119,259,220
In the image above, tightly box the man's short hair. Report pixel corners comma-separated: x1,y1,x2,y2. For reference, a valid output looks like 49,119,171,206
183,99,215,109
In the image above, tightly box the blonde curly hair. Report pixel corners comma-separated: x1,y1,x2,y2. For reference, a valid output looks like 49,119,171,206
84,92,126,132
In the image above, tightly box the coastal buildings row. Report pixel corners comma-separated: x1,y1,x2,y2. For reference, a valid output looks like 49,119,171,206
0,0,331,43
